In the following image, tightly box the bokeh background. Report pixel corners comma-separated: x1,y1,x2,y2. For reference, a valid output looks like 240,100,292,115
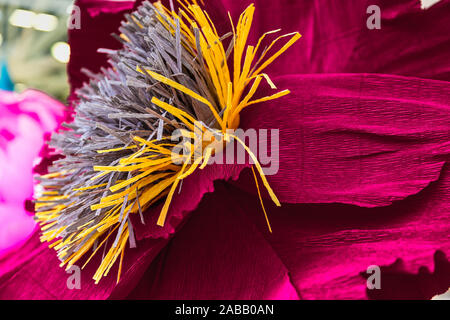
0,0,72,101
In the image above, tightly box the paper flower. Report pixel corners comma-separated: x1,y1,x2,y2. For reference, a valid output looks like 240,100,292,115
0,0,449,300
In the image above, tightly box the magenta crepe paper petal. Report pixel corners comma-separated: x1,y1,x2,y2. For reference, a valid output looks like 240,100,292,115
236,73,450,207
129,163,247,241
127,182,300,300
0,90,64,257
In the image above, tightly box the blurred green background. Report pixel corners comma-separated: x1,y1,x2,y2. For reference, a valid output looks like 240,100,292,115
0,0,73,102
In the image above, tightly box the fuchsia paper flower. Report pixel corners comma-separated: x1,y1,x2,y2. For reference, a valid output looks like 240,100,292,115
0,0,449,300
0,90,65,257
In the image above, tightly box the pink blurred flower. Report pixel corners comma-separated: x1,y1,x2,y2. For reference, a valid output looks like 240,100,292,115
0,90,65,256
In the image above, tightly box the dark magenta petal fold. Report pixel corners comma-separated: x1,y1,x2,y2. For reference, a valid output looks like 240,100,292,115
0,229,170,299
129,163,246,241
127,182,300,300
225,163,450,299
216,0,450,80
361,250,450,300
